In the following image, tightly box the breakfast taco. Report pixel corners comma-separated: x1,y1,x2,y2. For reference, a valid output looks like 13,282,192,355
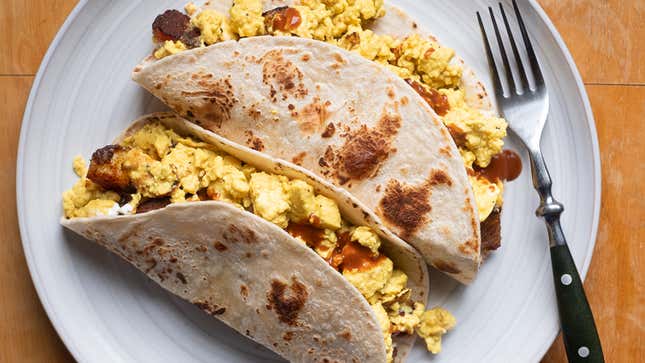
61,113,457,362
132,1,522,283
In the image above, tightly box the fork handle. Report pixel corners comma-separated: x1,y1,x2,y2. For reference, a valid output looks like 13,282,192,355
529,150,604,363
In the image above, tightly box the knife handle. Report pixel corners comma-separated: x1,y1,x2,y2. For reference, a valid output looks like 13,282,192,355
528,149,604,362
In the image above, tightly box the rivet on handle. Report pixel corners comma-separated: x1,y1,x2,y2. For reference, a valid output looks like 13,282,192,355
560,274,572,286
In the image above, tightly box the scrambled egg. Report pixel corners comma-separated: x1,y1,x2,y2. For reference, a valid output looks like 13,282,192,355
64,122,455,359
394,34,462,89
286,179,318,223
229,0,266,37
441,88,507,169
286,179,342,229
343,255,393,298
153,40,187,59
417,307,457,354
192,9,236,44
249,172,291,228
314,194,342,229
351,226,381,255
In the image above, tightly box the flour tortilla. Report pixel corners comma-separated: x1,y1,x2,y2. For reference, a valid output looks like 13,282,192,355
61,113,428,363
133,35,482,283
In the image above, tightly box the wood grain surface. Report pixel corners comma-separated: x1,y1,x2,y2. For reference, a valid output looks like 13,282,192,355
1,1,642,362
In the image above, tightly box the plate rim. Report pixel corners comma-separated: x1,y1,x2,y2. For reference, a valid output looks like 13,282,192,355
15,1,602,362
16,1,91,362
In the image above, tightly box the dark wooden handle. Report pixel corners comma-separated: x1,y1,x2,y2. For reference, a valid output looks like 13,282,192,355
550,244,604,362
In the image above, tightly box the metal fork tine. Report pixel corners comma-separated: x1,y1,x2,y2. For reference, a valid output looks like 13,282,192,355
499,3,529,92
513,0,544,87
477,11,505,100
488,7,517,95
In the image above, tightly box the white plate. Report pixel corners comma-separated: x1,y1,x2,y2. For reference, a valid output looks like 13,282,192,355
17,0,600,362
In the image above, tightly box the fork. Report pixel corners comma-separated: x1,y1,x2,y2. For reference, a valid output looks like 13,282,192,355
477,1,604,362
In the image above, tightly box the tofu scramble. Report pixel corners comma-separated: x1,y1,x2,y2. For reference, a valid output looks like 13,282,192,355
150,0,516,223
62,122,455,360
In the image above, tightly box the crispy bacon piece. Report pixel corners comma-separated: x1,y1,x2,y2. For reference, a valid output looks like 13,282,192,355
152,9,192,42
87,145,133,192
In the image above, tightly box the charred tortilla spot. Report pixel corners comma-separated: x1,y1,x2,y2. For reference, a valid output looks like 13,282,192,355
247,107,262,120
321,123,336,138
333,112,402,183
318,157,329,167
283,331,294,341
433,260,461,274
296,97,330,133
439,146,452,157
339,330,352,341
267,277,308,326
176,272,187,284
429,169,453,186
378,168,453,237
223,224,257,244
378,179,432,239
458,238,479,256
144,258,158,274
260,50,307,102
378,113,402,136
194,300,226,316
319,146,335,169
244,130,265,151
240,284,249,298
339,126,389,180
480,207,501,258
292,152,307,166
180,76,236,130
213,241,228,252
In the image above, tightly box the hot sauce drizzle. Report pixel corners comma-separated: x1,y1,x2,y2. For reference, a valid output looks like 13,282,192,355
405,79,451,116
285,227,386,272
475,149,522,182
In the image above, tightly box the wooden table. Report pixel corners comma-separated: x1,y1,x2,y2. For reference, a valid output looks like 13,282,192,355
1,1,642,362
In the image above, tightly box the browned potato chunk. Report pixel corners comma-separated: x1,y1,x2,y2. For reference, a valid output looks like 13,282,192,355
87,145,132,192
